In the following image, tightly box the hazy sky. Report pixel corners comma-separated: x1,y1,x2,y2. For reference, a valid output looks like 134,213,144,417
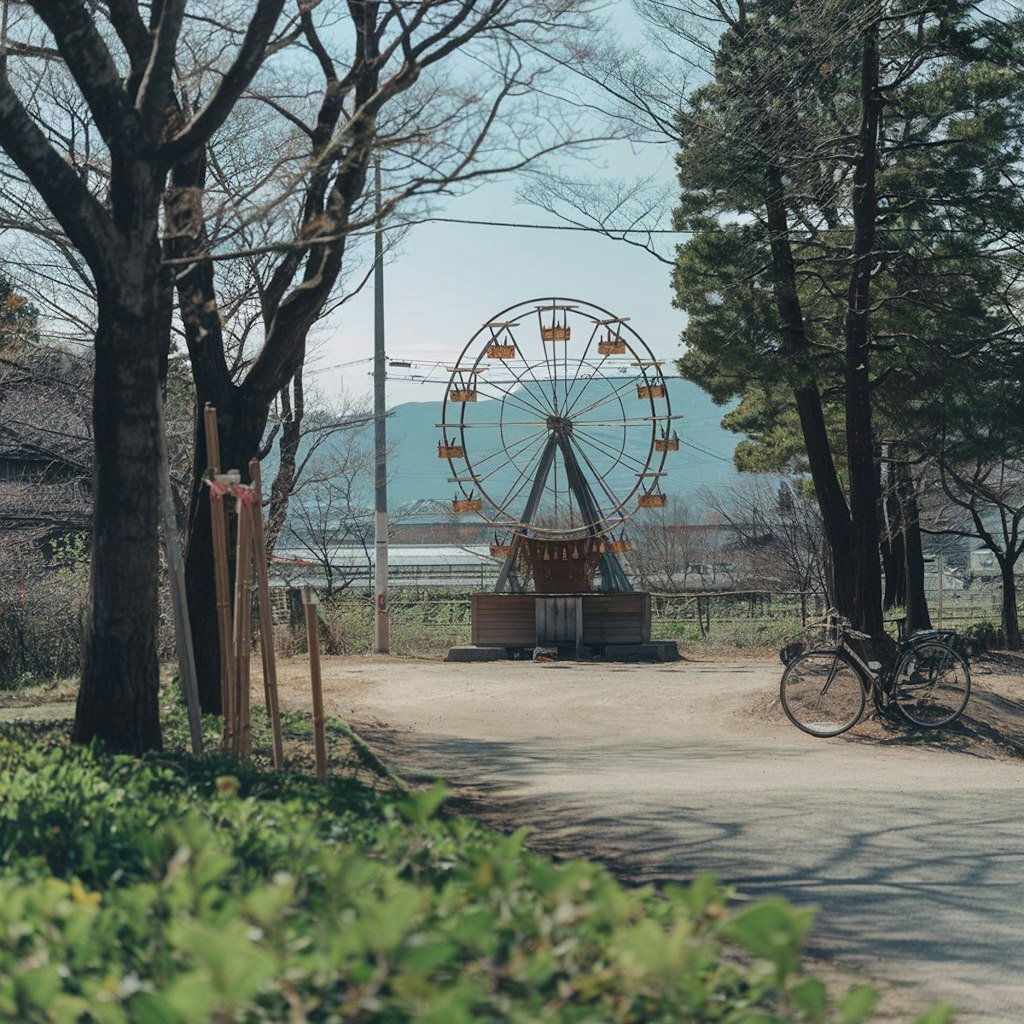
294,3,740,488
304,0,695,413
308,159,686,411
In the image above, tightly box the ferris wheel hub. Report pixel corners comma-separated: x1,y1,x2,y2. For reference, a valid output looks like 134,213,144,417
546,414,573,434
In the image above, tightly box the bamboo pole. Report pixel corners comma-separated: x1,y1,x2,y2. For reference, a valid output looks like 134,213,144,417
303,586,327,780
159,395,202,756
203,405,235,748
232,495,254,758
249,460,284,769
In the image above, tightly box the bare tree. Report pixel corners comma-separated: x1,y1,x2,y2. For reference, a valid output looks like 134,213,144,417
0,0,290,750
262,387,376,556
628,497,718,591
701,477,827,598
280,439,378,597
932,457,1024,649
0,345,92,536
168,0,597,710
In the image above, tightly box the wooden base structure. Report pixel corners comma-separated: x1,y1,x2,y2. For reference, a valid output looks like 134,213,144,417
462,592,673,658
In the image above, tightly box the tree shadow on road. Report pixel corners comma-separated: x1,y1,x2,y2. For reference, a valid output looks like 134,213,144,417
358,724,1024,1020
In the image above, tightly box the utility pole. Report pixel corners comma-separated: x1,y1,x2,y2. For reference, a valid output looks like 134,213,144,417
373,159,390,653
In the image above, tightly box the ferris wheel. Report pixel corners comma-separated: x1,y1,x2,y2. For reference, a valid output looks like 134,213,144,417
439,299,680,569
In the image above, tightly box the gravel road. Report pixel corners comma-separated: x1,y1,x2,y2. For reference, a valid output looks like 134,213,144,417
279,654,1024,1022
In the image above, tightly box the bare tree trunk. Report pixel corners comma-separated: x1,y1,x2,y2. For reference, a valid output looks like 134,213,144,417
881,528,906,610
998,557,1021,649
72,287,163,752
881,457,906,611
265,370,303,557
895,460,931,632
842,13,884,637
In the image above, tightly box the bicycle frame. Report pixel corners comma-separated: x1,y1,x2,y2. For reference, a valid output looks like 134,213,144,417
834,633,953,709
781,610,971,735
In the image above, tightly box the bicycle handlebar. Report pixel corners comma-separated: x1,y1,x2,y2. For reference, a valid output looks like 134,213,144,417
815,609,871,640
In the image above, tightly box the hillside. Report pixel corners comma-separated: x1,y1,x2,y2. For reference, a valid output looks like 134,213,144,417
385,377,740,510
265,377,742,519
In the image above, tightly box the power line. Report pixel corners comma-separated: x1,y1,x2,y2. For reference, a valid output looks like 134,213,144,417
404,216,686,235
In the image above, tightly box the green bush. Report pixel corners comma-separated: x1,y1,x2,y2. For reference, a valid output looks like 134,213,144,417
0,718,949,1023
960,620,1002,655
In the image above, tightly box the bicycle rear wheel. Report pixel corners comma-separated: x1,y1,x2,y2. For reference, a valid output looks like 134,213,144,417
780,649,866,737
893,641,970,728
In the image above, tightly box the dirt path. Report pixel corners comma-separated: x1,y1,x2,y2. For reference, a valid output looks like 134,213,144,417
6,653,1022,1018
270,652,1024,1022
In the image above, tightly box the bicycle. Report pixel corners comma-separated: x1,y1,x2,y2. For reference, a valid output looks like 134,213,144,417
779,611,971,737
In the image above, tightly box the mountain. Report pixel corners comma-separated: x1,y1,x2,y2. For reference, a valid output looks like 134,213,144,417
384,377,740,511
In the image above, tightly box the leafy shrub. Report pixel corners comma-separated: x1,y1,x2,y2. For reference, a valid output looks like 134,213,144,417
960,620,1002,655
0,537,88,688
0,718,950,1023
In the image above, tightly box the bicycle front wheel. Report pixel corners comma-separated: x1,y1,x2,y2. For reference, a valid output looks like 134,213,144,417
893,641,971,728
780,649,866,737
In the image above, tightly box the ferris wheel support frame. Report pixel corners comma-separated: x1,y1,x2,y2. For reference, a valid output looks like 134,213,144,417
492,429,632,594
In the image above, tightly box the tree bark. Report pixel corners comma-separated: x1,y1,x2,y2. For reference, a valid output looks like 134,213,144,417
842,14,884,636
72,286,163,753
998,557,1021,650
881,526,905,610
895,460,931,632
265,371,304,557
763,164,855,616
881,458,906,610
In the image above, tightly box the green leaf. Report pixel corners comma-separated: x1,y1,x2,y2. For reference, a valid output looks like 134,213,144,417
15,963,61,1008
397,782,450,826
128,992,182,1024
722,901,814,979
911,1005,956,1024
839,985,879,1024
162,971,219,1020
790,976,827,1020
401,940,460,975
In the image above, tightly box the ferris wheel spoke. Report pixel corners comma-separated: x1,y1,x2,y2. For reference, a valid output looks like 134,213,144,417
493,433,553,516
558,322,601,416
571,423,651,473
455,420,549,428
569,373,652,422
565,433,628,519
560,357,608,420
568,415,669,428
505,346,560,416
472,384,551,424
468,427,549,480
471,375,554,421
533,305,561,413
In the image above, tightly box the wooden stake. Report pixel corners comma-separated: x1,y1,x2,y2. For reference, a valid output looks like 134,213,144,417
232,494,254,758
159,397,203,756
249,460,284,770
203,404,235,747
302,585,327,780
